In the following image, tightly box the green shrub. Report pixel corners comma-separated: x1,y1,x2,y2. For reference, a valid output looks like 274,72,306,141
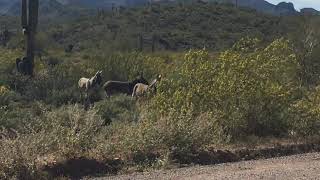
96,107,225,162
0,138,48,180
4,62,83,106
152,38,301,139
0,90,45,132
32,105,104,158
95,95,138,125
0,105,104,179
289,86,320,136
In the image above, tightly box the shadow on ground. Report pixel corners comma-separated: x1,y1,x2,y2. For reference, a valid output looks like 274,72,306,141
43,157,123,179
171,142,320,165
41,142,320,178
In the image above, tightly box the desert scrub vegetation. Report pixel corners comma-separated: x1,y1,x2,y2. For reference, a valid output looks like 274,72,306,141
152,38,302,138
289,87,320,136
1,38,320,178
0,105,104,179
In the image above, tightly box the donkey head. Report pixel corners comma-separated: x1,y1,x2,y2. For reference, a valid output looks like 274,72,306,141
93,70,103,86
133,72,148,85
149,74,162,89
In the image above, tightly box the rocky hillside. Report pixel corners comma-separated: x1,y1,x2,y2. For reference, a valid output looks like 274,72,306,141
56,0,149,8
43,1,288,52
0,0,318,16
301,8,319,15
203,0,298,15
55,0,316,16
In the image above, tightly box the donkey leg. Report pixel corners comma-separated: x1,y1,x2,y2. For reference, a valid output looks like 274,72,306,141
84,98,90,111
79,91,83,104
83,92,90,110
91,101,95,109
105,91,110,99
89,96,95,109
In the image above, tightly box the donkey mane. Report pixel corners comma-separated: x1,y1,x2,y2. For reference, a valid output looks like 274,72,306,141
79,71,103,91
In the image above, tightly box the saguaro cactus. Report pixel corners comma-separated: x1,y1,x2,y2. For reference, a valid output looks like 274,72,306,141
1,28,10,46
20,0,39,76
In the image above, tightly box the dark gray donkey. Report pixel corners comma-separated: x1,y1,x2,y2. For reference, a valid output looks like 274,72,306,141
103,75,149,98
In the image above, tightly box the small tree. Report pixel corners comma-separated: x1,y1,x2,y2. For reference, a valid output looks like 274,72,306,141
292,16,320,86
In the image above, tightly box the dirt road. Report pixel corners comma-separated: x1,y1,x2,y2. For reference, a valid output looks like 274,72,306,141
96,153,320,180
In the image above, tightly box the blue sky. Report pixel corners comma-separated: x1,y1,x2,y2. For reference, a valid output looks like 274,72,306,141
268,0,320,11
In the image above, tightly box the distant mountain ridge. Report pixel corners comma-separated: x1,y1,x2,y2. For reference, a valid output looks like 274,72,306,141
56,0,149,8
0,0,94,22
0,0,318,16
300,8,319,15
205,0,306,15
0,0,18,14
7,0,63,15
0,0,149,15
55,0,319,15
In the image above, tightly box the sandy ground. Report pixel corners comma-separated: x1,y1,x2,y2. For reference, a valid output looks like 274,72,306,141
94,152,320,180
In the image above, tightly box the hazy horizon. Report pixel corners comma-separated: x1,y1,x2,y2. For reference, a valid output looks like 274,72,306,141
268,0,319,11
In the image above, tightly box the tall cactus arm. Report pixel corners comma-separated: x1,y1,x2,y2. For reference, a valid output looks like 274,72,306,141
21,0,28,34
28,0,39,32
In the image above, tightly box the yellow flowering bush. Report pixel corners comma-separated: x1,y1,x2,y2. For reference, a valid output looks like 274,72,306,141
290,86,320,136
153,38,301,138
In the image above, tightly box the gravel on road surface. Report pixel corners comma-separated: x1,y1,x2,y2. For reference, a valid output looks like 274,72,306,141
92,152,320,180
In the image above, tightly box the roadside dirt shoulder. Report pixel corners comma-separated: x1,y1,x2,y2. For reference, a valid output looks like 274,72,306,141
100,152,320,180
